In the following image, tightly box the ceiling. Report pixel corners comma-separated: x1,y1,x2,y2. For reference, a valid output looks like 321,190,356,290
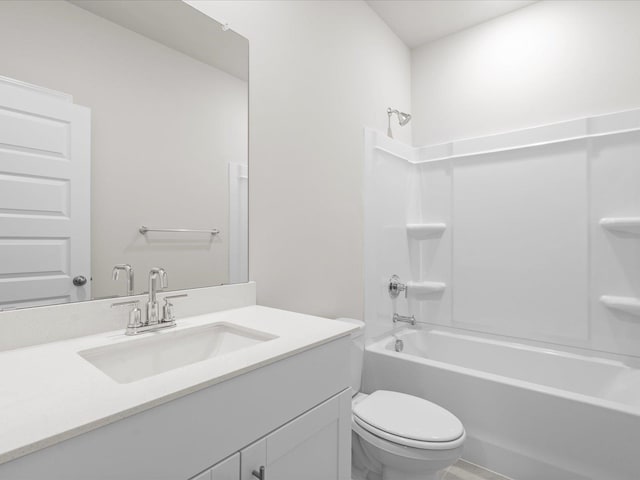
366,0,537,48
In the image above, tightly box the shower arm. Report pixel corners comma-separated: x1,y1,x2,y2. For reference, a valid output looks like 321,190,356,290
387,108,398,138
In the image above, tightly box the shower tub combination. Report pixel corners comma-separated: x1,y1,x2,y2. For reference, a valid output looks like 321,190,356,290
363,328,640,480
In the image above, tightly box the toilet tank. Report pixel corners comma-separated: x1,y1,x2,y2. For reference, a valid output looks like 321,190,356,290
335,318,365,394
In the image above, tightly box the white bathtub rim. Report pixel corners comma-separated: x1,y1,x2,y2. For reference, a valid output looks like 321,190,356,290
395,328,631,369
367,333,640,418
369,323,640,367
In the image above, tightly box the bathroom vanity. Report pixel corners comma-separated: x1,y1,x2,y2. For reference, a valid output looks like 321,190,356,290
0,2,351,478
0,284,355,480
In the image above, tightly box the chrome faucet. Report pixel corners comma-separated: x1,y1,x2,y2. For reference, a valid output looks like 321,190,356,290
112,268,188,335
147,267,168,324
393,313,416,326
389,274,416,326
112,264,134,296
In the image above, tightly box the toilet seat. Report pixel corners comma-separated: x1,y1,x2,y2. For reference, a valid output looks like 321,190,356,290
353,390,465,450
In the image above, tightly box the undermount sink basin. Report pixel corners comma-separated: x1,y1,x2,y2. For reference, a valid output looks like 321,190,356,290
79,322,277,384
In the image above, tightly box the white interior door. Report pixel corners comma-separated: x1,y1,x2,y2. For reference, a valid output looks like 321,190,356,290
0,76,90,309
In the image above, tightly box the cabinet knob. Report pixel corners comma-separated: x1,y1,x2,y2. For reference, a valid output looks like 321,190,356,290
252,466,265,480
73,275,88,286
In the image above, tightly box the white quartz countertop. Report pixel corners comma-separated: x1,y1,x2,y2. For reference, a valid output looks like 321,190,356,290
0,305,356,465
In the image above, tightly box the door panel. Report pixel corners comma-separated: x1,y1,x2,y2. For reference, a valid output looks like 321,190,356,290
0,77,90,308
240,390,351,480
269,422,339,480
239,438,265,480
211,454,239,480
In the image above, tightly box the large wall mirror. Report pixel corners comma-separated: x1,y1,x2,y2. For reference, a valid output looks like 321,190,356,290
0,0,249,310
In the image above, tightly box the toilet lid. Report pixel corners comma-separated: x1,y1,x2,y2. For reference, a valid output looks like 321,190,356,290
353,390,464,443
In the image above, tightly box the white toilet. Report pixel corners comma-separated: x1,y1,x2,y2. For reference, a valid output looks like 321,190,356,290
337,318,465,480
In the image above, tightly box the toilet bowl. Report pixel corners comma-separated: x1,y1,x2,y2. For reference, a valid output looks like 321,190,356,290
336,318,465,480
352,391,465,480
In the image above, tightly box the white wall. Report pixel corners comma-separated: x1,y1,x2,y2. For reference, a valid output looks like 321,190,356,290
0,1,248,298
411,0,640,146
188,1,412,319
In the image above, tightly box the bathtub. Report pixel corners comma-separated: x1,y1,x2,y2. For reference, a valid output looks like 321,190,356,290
363,328,640,480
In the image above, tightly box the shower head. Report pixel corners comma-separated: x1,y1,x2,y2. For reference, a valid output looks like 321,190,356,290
386,107,411,138
397,111,411,126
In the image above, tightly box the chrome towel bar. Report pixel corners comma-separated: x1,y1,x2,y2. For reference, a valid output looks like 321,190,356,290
139,226,219,235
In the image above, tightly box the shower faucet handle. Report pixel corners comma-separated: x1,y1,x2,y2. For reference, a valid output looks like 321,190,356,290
388,275,407,299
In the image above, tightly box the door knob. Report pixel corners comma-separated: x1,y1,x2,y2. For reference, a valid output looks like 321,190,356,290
73,275,87,286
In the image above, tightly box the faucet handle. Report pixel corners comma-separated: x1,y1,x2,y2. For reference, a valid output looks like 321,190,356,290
388,275,407,299
111,300,143,330
162,294,187,323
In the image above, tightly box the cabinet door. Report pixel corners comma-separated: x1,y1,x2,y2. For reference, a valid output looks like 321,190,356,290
191,453,239,480
211,454,239,480
240,389,351,480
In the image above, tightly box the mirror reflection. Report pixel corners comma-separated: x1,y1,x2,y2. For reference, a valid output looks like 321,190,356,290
0,0,249,310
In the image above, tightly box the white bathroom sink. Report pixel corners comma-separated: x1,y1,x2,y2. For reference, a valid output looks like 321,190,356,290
78,322,277,384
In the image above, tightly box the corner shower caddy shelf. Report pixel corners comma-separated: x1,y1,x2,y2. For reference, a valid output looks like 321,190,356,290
407,281,446,299
600,295,640,316
599,217,640,234
406,223,447,239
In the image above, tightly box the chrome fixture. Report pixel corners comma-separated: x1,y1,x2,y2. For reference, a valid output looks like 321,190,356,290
113,268,188,336
387,107,412,139
393,313,416,326
388,274,407,298
389,274,416,326
394,337,404,352
146,267,168,325
139,226,219,236
162,294,188,323
111,299,142,334
112,264,134,296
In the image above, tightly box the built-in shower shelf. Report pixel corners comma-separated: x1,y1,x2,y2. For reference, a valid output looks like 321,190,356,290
600,295,640,316
599,217,640,234
406,223,447,239
407,281,446,299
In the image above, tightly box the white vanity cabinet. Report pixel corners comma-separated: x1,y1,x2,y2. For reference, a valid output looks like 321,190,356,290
240,391,350,480
192,453,240,480
195,390,351,480
0,335,352,480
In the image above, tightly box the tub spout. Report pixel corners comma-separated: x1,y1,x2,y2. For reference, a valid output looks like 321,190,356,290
393,313,416,325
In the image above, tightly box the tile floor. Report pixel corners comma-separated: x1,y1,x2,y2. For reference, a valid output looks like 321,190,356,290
443,460,513,480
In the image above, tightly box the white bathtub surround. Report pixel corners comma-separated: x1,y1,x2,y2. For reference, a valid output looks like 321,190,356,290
0,304,356,465
364,328,640,480
364,107,640,358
